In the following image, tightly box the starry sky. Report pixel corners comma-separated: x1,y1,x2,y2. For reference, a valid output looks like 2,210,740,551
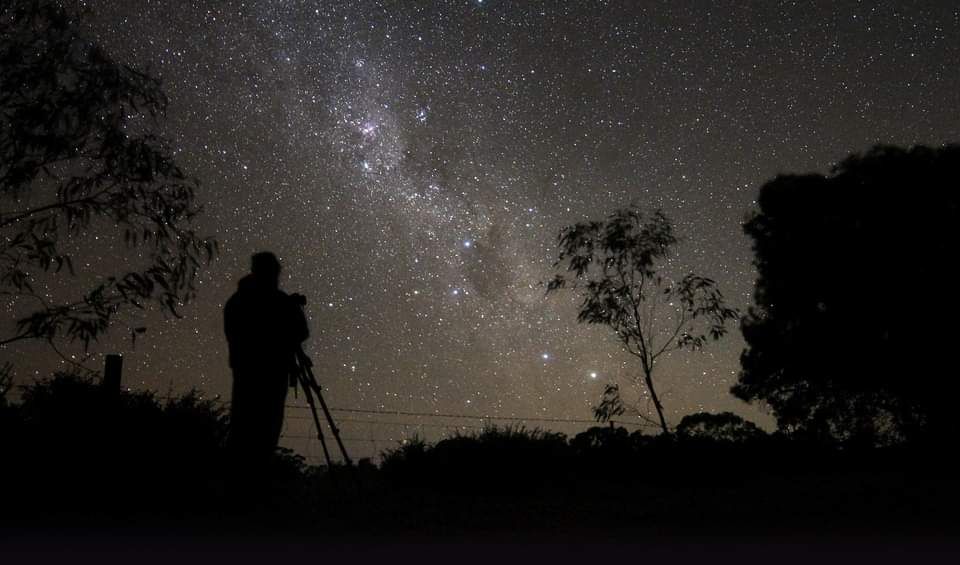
8,1,960,461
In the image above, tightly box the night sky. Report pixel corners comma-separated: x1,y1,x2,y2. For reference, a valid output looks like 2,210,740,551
9,1,960,461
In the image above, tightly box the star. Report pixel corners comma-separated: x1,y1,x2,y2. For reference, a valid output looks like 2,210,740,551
10,0,952,463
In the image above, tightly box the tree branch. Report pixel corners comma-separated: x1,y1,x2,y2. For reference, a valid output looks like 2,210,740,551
0,180,118,228
653,306,688,360
0,331,34,347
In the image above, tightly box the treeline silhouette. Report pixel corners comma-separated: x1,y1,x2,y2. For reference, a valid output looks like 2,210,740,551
3,373,960,538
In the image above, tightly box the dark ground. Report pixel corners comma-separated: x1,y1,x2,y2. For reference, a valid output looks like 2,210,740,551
5,461,960,550
5,378,960,560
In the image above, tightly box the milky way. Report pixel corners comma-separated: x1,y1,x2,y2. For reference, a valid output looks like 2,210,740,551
8,1,959,461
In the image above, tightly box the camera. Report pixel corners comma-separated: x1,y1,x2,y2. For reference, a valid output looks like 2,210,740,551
289,293,307,306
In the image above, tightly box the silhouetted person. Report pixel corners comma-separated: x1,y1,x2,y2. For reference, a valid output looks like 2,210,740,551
224,252,308,473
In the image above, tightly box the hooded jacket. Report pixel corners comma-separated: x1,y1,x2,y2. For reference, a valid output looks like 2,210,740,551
223,274,309,372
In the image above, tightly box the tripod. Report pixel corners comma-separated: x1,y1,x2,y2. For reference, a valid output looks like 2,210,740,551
291,346,358,486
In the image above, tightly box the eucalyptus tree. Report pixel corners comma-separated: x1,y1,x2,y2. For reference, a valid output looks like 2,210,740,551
0,1,216,350
548,206,737,434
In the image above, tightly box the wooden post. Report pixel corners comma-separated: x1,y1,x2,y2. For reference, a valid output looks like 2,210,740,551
103,354,122,393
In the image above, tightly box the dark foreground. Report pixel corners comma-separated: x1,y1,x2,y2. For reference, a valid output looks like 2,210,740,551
5,456,960,564
5,532,960,565
4,377,960,558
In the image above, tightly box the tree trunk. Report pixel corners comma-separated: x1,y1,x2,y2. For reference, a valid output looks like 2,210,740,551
643,372,670,435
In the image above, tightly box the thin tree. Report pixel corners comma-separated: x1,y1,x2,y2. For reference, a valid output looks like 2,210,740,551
548,206,738,435
0,1,216,351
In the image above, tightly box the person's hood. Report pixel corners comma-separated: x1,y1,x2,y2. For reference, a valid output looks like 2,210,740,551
237,273,260,293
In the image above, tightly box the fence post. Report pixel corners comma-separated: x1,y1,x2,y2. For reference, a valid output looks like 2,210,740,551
103,354,122,393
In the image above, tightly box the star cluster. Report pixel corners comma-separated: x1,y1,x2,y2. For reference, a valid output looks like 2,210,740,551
11,1,960,460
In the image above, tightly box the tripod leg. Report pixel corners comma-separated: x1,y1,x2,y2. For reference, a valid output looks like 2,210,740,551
303,369,361,490
298,371,335,476
303,367,353,467
295,347,361,491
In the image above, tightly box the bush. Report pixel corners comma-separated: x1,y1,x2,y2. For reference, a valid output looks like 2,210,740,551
0,371,317,525
380,426,570,493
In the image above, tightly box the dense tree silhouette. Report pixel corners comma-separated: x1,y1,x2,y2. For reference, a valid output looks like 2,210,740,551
0,1,216,349
733,145,960,445
548,206,738,434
